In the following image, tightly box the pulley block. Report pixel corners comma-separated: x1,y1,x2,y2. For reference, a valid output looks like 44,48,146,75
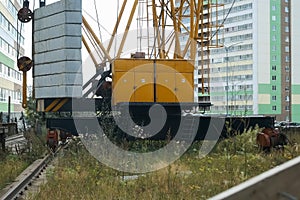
17,7,33,23
17,56,33,72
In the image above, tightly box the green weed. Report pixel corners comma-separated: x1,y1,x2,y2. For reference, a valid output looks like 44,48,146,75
0,129,47,191
29,128,300,200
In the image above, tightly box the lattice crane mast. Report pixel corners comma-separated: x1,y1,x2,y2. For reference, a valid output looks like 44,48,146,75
82,0,224,106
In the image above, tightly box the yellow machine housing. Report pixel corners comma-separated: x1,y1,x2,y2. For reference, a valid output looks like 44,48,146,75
112,59,194,106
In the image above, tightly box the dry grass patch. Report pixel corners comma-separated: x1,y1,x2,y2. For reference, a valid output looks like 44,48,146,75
30,130,300,200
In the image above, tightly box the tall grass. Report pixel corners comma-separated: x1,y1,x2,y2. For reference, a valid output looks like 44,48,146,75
0,155,29,190
0,129,47,191
29,128,300,200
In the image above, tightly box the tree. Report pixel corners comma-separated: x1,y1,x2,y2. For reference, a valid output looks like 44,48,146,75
24,97,45,128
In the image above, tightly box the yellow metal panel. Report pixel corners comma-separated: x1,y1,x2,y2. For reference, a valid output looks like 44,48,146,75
156,73,176,102
175,73,194,102
156,60,176,72
112,71,134,105
175,60,194,73
113,59,153,72
134,72,154,102
112,59,194,104
133,61,154,72
113,59,137,72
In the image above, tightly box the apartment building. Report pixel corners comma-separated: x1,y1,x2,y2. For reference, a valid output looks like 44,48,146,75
205,0,299,122
0,0,24,116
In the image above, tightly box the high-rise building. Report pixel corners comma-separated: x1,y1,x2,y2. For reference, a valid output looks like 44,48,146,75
0,0,25,119
290,0,300,123
204,0,299,122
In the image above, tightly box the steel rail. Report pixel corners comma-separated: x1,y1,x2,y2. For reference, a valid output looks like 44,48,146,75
0,146,62,200
1,155,50,200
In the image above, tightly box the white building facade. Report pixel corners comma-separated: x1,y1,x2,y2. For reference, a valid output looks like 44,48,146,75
0,0,24,115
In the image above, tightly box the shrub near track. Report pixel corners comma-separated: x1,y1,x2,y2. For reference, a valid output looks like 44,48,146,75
0,155,29,190
30,129,300,200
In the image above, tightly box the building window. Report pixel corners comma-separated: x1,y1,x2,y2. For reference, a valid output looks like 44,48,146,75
272,85,276,91
272,65,276,71
285,16,289,23
285,56,290,62
286,76,290,82
272,35,276,41
285,7,289,13
0,89,5,102
272,55,277,61
272,16,276,21
272,106,277,111
272,25,276,31
285,66,290,72
272,76,277,81
272,96,277,101
285,46,289,52
285,96,290,102
285,26,289,32
272,45,276,51
285,36,289,42
285,106,290,111
285,86,289,91
272,5,276,11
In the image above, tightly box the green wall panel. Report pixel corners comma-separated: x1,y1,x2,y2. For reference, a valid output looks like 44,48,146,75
292,105,300,123
292,85,300,94
0,102,8,112
0,51,14,68
258,84,271,94
259,104,270,114
0,102,15,112
259,104,281,115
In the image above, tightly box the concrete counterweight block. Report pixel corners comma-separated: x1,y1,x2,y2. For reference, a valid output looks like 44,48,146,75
33,0,83,98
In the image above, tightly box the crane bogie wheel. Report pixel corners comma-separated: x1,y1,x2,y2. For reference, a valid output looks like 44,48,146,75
18,7,33,23
17,56,33,72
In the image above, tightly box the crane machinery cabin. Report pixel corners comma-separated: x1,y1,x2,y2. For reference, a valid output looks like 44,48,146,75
17,0,225,139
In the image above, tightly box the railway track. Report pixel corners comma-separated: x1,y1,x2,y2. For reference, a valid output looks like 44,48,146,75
5,134,27,154
0,144,64,200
